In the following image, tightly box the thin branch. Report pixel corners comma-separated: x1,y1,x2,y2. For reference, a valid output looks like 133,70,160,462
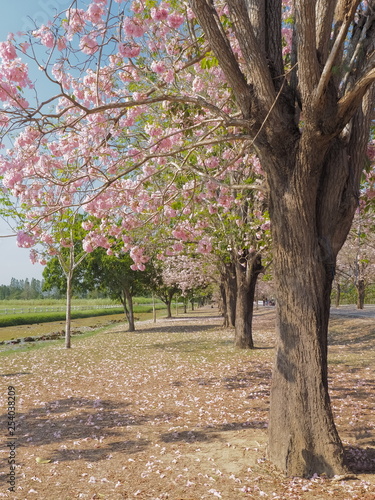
337,67,375,124
314,0,360,103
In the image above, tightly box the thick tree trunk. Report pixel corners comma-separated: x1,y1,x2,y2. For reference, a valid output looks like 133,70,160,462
234,253,263,349
356,279,365,309
191,0,375,478
267,156,350,476
269,247,345,476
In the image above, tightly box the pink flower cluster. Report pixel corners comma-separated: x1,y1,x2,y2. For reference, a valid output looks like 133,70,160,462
129,246,149,271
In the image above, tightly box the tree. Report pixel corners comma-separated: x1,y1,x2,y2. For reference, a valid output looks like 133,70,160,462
147,260,180,319
336,207,375,308
85,249,151,331
0,0,374,477
158,253,215,312
36,211,89,348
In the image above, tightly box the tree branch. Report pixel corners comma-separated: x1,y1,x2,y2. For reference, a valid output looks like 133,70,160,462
295,0,320,100
315,0,336,64
190,0,252,118
314,0,360,104
226,0,277,111
337,67,375,125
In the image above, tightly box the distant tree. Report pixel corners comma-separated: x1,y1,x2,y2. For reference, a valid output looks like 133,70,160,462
40,212,89,348
336,208,375,308
84,249,151,331
147,261,180,319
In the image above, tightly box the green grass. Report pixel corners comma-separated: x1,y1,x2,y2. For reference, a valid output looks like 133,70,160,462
0,304,167,328
0,308,123,327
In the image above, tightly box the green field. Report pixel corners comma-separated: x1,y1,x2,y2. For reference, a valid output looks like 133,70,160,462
0,297,168,334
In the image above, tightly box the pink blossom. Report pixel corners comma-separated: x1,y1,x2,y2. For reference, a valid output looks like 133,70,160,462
64,9,86,38
168,13,184,29
33,26,55,48
60,239,72,248
123,17,145,38
205,157,219,169
19,42,30,53
57,37,67,51
83,240,94,252
79,35,99,55
173,242,184,252
163,69,174,84
17,231,35,248
131,1,144,13
172,229,189,241
118,43,140,58
192,77,205,93
0,41,17,61
197,237,212,254
151,8,169,21
85,3,105,24
82,221,94,230
151,61,166,74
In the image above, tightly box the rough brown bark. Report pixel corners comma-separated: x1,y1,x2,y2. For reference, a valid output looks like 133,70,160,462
234,252,263,349
191,0,375,477
166,298,172,318
266,165,347,475
356,279,365,309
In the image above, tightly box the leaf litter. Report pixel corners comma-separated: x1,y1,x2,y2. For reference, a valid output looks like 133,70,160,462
0,306,374,499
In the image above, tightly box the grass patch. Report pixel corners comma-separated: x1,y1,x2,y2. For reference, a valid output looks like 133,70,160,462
0,307,124,327
0,304,167,328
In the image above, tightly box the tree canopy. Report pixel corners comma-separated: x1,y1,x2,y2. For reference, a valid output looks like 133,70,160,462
0,0,374,478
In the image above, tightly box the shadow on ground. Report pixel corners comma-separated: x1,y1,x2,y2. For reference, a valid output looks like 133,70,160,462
0,396,178,483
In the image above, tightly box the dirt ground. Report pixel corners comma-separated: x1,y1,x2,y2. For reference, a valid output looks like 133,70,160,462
0,306,374,499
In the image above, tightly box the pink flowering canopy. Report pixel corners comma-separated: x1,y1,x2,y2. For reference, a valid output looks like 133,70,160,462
0,0,372,270
0,0,273,268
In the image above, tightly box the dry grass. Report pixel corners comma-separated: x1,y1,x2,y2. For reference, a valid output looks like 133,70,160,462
0,307,374,499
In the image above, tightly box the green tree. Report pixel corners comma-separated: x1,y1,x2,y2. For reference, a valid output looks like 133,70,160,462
85,250,151,332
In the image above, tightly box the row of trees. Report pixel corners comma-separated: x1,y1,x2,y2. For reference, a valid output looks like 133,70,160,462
0,0,374,478
0,278,43,300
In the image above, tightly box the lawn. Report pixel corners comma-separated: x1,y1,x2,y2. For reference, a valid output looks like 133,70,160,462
0,307,374,499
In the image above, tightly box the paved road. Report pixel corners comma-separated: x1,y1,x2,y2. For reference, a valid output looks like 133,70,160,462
330,304,375,318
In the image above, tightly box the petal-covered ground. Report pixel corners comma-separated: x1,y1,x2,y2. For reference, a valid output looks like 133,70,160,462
0,306,374,499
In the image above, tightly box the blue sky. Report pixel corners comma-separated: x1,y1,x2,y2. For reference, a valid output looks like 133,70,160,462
0,0,71,285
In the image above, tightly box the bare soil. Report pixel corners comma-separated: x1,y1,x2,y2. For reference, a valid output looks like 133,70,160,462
0,306,374,499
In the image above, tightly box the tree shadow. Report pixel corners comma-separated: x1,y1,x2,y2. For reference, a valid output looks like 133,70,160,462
344,445,375,473
172,366,272,394
0,396,178,483
330,384,375,401
49,438,151,463
137,323,221,337
160,420,268,443
223,367,272,391
328,324,374,347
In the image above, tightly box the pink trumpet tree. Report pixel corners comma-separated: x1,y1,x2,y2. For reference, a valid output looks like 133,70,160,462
0,0,374,477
